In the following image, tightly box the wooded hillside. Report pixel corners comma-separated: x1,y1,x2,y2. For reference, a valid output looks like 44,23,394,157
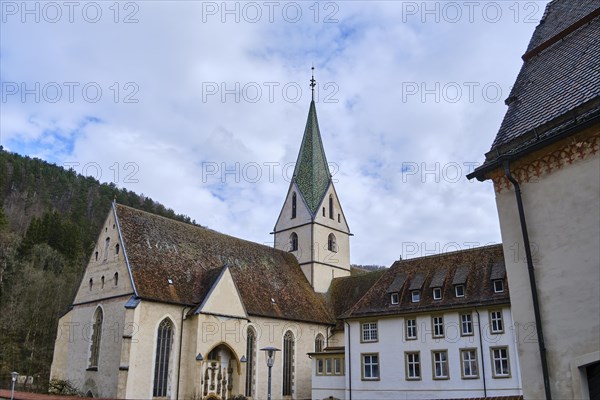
0,147,197,390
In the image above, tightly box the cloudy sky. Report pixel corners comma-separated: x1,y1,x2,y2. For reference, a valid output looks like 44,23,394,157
1,0,550,266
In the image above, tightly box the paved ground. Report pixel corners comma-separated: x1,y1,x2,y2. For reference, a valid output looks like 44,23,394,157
0,389,113,400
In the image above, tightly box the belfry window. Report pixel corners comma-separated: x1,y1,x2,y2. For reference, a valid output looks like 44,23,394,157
89,307,103,368
329,195,334,219
290,232,298,252
328,233,337,252
291,192,297,219
283,330,295,396
153,318,174,397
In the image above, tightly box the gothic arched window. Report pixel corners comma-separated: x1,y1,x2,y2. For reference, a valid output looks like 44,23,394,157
89,307,103,368
245,327,257,397
283,330,295,396
290,232,298,252
315,333,325,353
153,318,174,398
291,192,297,219
328,233,337,252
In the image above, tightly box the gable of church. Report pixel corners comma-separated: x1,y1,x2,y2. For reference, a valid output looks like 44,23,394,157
194,266,247,319
73,204,134,305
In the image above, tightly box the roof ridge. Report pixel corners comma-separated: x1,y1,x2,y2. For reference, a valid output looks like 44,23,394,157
395,243,502,264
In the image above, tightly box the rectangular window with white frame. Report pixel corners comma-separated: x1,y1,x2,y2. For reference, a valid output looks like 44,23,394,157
491,347,511,378
361,322,378,342
411,290,420,302
493,279,504,293
432,350,449,379
325,358,332,374
460,348,479,379
432,287,442,300
334,358,343,375
405,318,417,340
361,353,380,380
455,284,465,297
432,316,444,338
460,313,473,336
405,352,421,380
390,292,399,305
316,358,324,375
490,310,504,333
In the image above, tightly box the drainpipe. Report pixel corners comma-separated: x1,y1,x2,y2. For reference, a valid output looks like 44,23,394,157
176,306,189,400
503,160,552,400
344,320,352,400
475,310,487,398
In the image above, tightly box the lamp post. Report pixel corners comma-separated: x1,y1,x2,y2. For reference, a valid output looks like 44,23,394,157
10,371,19,400
260,347,280,400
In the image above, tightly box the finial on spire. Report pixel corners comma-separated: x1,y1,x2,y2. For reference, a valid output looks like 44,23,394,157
310,65,316,101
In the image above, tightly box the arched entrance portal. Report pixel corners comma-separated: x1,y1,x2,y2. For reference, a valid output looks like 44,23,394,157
201,343,242,399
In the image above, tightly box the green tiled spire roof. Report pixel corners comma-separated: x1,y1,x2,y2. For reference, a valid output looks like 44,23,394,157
293,100,331,215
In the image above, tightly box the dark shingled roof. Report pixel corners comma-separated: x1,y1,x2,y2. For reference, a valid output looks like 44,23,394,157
343,244,509,318
452,265,469,285
429,268,447,288
115,204,334,324
408,273,425,290
386,273,407,293
293,100,332,215
470,0,600,177
491,262,506,280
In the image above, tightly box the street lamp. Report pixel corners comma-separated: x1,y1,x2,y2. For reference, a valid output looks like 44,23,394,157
10,371,19,400
260,347,280,400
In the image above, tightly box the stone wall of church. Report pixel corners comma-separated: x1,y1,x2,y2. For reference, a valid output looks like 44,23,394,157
50,296,129,398
122,300,185,399
180,314,330,400
494,127,600,399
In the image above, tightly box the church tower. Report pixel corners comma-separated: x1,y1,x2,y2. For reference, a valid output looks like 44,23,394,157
273,72,351,293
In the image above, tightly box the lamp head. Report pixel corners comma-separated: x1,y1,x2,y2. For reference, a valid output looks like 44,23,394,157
260,346,280,367
11,371,19,381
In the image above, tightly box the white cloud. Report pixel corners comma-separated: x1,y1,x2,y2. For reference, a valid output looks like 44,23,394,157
0,0,550,266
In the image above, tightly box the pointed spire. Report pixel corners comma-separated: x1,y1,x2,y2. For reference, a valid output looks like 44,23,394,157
292,71,331,215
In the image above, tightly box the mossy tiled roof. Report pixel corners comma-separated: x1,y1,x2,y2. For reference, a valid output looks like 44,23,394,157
293,100,332,215
343,244,509,318
115,204,334,324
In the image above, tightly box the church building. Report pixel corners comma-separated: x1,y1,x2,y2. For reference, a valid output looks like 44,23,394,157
51,83,524,400
49,91,353,399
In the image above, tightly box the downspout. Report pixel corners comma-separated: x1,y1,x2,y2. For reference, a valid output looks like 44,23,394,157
176,306,189,400
344,320,352,400
503,160,552,400
475,310,487,398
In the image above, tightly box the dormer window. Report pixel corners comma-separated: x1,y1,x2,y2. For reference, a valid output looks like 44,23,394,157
390,293,399,305
167,278,173,285
433,287,442,300
455,284,465,298
411,290,420,303
493,279,504,293
291,192,297,219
